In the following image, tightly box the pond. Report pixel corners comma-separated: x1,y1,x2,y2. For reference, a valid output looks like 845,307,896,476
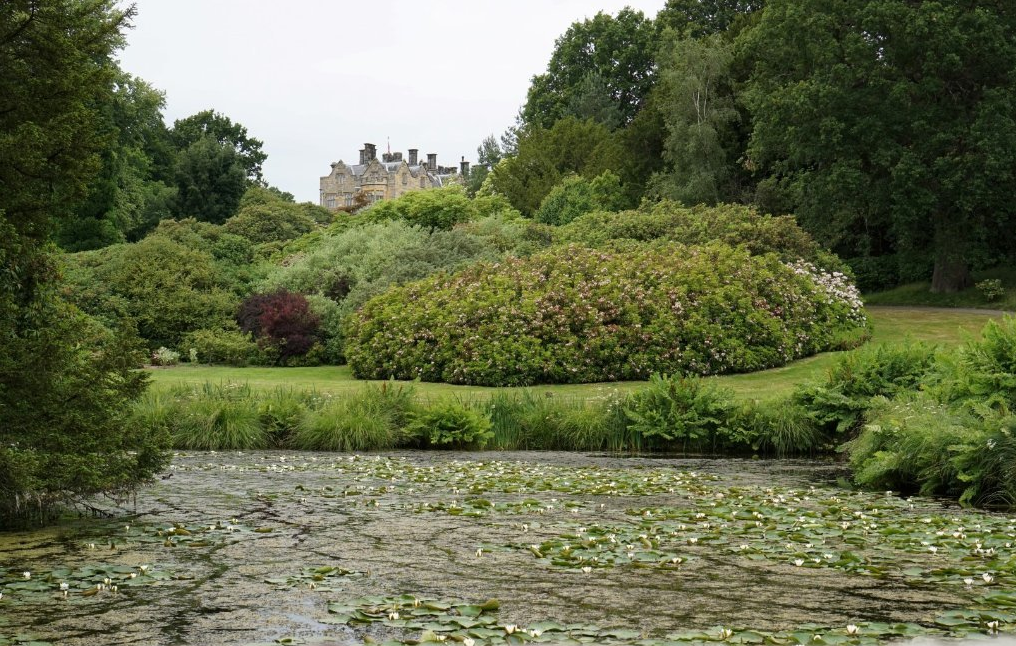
1,451,1015,646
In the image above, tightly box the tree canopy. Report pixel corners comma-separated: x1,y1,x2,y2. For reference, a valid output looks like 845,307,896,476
743,0,1016,292
521,8,657,129
0,0,170,525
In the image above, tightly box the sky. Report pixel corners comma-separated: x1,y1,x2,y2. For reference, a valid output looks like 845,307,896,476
117,0,667,203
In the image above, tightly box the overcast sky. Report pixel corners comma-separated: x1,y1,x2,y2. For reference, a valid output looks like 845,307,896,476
117,1,666,203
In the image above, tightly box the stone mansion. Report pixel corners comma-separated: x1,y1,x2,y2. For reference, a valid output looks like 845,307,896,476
319,143,468,210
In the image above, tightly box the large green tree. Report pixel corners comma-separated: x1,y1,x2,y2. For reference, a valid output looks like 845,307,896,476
0,0,169,526
171,109,267,183
651,31,743,205
56,71,176,250
522,9,656,129
485,117,624,215
744,0,1016,292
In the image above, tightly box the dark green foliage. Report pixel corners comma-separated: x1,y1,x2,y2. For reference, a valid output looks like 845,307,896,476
533,171,628,225
743,0,1016,293
557,201,829,265
409,401,494,449
170,109,267,183
486,117,625,216
623,374,736,452
172,135,248,224
522,8,656,128
0,0,171,524
345,243,867,386
1,297,170,526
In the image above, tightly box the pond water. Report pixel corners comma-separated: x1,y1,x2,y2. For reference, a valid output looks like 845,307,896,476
1,451,1015,646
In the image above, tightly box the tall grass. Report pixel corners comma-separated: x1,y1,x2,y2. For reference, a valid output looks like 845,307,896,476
482,390,637,451
291,381,415,451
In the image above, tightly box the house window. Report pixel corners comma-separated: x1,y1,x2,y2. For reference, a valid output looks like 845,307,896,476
344,193,353,207
325,195,337,208
401,173,407,185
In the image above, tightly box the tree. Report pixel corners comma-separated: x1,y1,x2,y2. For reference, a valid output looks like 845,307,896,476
651,32,743,205
521,9,656,129
56,71,175,249
171,109,267,183
656,0,765,37
486,117,624,215
0,0,170,525
172,135,248,224
744,0,1016,292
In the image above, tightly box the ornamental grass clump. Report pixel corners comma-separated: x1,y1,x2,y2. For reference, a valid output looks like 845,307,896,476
345,242,868,386
292,382,415,451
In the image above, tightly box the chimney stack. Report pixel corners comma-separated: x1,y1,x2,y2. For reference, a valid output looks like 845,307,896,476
364,143,377,162
427,153,437,171
460,156,470,178
408,149,418,166
359,148,366,165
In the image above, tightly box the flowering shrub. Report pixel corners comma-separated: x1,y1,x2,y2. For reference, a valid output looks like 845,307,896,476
151,347,180,366
344,243,870,386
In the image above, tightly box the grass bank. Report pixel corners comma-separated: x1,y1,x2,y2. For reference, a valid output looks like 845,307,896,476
147,306,1002,402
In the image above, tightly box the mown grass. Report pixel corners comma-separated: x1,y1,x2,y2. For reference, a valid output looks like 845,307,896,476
146,306,1003,403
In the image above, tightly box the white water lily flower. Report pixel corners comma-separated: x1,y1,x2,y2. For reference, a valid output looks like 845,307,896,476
59,582,69,591
987,620,1000,632
139,565,149,573
505,624,518,634
964,578,974,586
846,625,859,635
22,572,30,579
582,566,592,574
388,611,400,620
475,548,483,557
983,572,995,584
719,628,733,640
528,629,543,637
929,546,938,554
794,559,805,567
463,639,475,646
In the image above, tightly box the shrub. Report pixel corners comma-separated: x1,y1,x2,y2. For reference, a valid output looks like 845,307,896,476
345,243,869,386
976,278,1005,302
793,341,938,437
291,382,415,451
151,347,180,366
237,290,321,363
223,202,317,244
533,171,628,225
364,185,476,231
843,394,975,500
409,400,493,449
623,374,737,453
557,201,829,265
482,390,632,451
257,389,312,447
181,327,262,366
936,316,1016,409
63,234,238,349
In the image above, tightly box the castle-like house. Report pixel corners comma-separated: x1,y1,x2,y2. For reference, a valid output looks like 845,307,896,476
319,143,468,210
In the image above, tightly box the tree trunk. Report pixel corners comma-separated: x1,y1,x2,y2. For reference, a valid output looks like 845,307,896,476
930,255,973,293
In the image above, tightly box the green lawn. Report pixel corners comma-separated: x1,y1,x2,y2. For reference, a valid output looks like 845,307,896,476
148,306,1005,402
